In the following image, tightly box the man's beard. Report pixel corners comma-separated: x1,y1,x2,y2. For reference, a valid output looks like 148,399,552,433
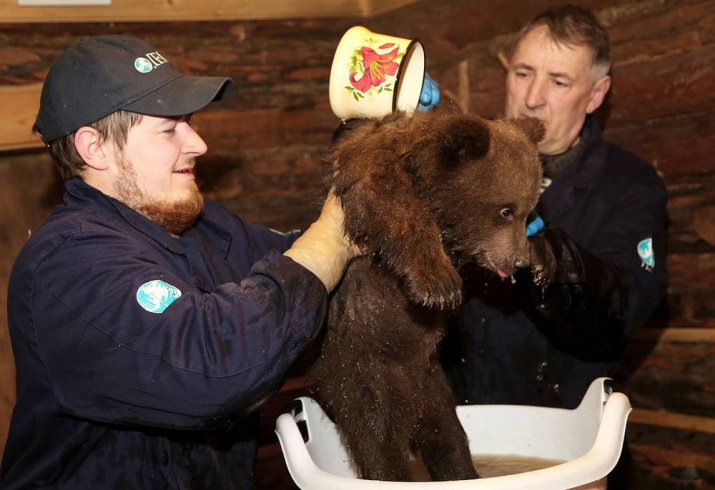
114,156,204,236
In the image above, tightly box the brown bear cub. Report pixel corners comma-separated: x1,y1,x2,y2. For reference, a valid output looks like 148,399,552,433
306,107,544,482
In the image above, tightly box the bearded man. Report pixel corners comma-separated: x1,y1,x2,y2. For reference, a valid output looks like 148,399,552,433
2,35,359,489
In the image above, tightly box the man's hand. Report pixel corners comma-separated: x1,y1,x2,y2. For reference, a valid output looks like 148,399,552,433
284,190,362,292
418,73,440,111
526,210,545,237
526,211,553,287
529,234,557,288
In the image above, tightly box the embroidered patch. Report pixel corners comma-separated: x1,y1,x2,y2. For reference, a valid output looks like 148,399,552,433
136,280,182,314
134,57,153,73
637,238,655,269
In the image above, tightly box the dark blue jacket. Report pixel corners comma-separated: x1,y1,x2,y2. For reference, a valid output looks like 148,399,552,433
1,178,327,489
443,117,668,409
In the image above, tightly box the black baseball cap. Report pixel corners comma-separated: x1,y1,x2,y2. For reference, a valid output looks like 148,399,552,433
36,35,234,143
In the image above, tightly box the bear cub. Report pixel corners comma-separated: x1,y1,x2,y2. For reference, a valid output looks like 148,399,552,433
307,107,544,482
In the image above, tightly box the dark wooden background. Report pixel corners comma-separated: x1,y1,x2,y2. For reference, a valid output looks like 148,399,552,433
1,0,714,488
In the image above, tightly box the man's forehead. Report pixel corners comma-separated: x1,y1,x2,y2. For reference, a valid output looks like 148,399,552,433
512,25,592,73
137,114,187,126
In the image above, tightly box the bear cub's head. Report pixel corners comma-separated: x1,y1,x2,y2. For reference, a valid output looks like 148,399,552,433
330,107,544,308
412,110,544,279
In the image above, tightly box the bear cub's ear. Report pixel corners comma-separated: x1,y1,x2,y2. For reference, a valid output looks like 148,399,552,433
438,117,490,165
512,116,546,144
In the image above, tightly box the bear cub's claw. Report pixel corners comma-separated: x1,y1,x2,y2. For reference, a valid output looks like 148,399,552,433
405,263,463,310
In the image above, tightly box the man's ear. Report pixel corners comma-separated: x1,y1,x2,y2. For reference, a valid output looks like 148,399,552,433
74,127,111,171
586,75,611,114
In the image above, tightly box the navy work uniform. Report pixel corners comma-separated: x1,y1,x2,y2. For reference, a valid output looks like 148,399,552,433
2,178,327,489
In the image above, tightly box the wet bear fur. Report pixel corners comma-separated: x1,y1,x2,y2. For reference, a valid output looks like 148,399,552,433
307,107,544,482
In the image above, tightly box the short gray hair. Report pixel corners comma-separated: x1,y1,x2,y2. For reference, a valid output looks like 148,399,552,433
513,4,611,79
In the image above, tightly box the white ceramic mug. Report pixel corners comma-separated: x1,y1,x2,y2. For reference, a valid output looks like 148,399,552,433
329,26,425,120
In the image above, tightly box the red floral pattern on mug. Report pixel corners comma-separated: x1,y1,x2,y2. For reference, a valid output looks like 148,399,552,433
346,40,404,101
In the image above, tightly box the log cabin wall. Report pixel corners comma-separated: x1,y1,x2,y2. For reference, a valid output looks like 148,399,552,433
0,0,713,488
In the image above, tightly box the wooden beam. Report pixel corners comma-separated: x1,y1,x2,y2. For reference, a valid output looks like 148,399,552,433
0,0,418,23
632,327,715,343
0,84,43,152
630,408,715,434
363,0,417,17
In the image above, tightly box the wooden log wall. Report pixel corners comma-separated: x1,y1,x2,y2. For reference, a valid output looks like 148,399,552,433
1,0,714,488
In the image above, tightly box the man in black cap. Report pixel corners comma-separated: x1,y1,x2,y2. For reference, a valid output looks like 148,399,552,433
1,35,359,489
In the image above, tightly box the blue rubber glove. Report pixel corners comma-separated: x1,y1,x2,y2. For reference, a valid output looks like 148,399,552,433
418,73,440,111
526,210,545,237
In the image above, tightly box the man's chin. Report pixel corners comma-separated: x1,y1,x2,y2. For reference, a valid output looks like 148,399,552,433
138,193,204,235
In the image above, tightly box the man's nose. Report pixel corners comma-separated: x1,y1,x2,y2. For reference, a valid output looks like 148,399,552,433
524,78,546,109
182,123,208,156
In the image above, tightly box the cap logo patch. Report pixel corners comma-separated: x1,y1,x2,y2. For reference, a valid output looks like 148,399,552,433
134,51,169,74
136,280,182,314
637,238,655,270
134,57,153,73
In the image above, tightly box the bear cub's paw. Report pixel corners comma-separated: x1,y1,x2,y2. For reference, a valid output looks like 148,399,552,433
403,252,462,310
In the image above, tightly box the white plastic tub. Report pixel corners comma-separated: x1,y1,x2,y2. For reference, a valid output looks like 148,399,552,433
275,377,631,489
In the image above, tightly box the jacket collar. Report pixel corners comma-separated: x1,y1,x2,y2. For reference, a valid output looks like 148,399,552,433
64,178,233,257
538,116,608,221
